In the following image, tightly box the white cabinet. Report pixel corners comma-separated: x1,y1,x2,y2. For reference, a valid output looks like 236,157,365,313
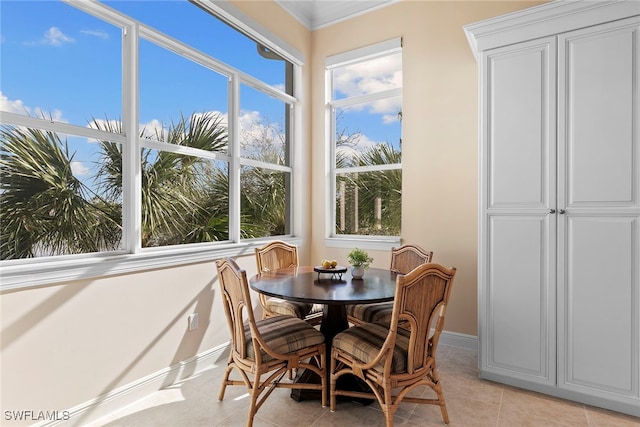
465,1,640,417
482,36,558,387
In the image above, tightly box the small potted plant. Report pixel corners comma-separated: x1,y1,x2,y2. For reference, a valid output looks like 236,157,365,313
347,247,373,279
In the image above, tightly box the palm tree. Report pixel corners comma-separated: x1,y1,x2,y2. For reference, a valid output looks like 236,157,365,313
335,142,402,236
0,125,121,259
2,109,296,259
238,116,290,237
355,143,402,235
92,112,229,247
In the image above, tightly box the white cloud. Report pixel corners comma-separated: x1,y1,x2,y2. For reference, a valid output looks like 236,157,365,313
333,53,402,117
0,91,29,114
139,119,165,140
333,54,401,95
0,91,66,122
382,113,400,125
42,27,75,46
32,107,65,122
81,29,108,40
71,161,90,177
238,110,282,145
336,133,380,157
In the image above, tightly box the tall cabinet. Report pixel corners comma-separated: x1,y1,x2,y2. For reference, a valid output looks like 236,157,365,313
465,1,640,417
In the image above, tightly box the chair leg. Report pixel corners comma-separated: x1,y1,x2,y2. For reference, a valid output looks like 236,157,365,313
431,367,450,424
329,356,337,411
383,409,394,427
218,364,233,401
380,385,398,427
246,372,260,427
218,351,235,401
439,400,450,425
320,352,327,408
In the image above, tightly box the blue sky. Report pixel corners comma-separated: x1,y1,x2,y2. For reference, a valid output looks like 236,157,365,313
0,0,286,127
0,0,402,171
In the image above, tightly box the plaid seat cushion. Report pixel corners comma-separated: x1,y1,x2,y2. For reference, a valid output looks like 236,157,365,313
245,316,324,362
346,302,393,324
265,297,313,319
332,322,410,374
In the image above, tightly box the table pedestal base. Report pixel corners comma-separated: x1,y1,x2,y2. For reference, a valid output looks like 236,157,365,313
290,304,373,405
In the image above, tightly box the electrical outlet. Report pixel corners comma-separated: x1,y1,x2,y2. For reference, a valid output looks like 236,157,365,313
188,313,199,331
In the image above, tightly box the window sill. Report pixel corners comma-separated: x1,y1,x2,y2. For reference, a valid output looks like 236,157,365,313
0,238,302,292
325,236,400,251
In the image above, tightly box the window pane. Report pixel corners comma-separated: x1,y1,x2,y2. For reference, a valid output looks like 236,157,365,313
142,150,229,247
241,166,290,238
0,125,123,259
240,84,289,165
335,170,401,237
139,40,229,152
332,52,402,100
335,97,402,168
107,0,292,94
0,0,122,127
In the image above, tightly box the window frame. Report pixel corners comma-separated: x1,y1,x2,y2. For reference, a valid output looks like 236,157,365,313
325,38,403,250
0,0,304,290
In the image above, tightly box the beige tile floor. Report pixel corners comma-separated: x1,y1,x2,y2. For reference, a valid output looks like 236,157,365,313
90,345,639,426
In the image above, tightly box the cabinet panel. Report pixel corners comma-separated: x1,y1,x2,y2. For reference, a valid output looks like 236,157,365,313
480,37,556,386
485,215,554,383
560,21,639,207
484,39,555,209
557,17,640,402
560,217,638,396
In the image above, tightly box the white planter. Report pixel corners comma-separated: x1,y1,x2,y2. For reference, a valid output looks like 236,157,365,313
351,265,365,279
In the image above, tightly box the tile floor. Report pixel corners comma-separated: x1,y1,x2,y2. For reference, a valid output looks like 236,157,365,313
89,345,638,426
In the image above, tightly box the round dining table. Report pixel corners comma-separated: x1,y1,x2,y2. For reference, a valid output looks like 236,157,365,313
249,266,397,343
249,265,398,401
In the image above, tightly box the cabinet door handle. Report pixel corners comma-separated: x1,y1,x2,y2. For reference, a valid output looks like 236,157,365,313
549,209,556,214
559,209,566,214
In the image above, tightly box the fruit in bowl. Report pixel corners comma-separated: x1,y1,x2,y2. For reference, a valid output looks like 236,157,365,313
321,259,338,269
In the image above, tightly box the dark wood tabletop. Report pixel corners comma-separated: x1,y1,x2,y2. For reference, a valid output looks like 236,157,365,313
249,266,398,306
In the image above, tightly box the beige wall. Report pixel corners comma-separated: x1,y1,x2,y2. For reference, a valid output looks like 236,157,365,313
0,0,545,422
309,0,545,336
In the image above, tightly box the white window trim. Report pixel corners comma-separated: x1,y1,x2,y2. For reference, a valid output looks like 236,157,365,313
0,0,305,291
325,38,403,250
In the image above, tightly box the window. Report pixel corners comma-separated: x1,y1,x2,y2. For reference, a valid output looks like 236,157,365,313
327,39,402,243
0,0,300,286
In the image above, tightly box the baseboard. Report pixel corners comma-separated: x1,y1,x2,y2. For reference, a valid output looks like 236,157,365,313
439,330,478,351
39,343,230,427
480,371,640,418
39,332,477,426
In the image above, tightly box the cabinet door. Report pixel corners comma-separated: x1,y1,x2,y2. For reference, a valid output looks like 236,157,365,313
479,37,557,385
557,17,640,403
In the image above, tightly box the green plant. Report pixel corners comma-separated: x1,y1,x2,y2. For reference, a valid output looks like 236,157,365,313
347,247,373,268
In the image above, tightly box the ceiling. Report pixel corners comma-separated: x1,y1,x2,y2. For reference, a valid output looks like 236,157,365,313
275,0,397,30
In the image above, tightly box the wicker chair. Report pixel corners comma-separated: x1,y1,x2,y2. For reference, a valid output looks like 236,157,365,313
330,263,456,426
346,244,433,326
216,258,327,427
255,241,323,324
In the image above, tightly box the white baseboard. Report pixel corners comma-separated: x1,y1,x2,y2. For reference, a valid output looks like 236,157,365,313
41,332,477,426
40,344,230,427
439,330,478,351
